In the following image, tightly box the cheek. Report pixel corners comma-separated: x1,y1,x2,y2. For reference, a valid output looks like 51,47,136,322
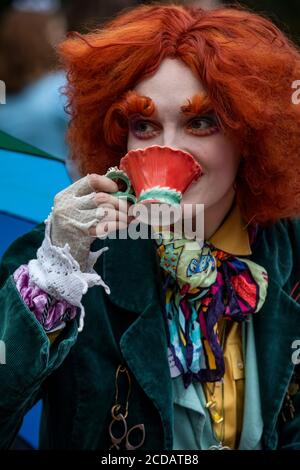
196,134,240,179
182,134,240,204
127,133,151,152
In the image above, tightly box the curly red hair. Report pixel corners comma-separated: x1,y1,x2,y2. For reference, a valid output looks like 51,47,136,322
58,3,300,225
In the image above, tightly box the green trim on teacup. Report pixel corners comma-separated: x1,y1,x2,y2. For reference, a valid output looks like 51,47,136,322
105,167,130,190
105,168,182,205
115,192,137,203
138,186,182,205
105,167,137,203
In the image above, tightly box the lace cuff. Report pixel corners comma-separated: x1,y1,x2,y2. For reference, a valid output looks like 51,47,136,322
27,213,111,331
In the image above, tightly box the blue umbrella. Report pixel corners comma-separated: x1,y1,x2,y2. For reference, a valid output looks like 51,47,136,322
0,130,72,448
0,130,71,257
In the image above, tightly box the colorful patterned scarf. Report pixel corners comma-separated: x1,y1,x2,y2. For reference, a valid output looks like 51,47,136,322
155,229,268,388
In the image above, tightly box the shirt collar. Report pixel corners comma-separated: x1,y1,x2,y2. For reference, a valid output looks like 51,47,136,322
208,204,252,256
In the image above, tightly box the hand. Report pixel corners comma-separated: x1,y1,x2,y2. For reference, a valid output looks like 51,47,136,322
50,173,134,271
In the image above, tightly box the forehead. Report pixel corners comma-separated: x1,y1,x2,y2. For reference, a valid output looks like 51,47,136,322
133,57,205,113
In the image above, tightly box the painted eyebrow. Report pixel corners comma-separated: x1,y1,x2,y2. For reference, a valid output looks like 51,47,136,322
117,90,213,119
180,93,213,116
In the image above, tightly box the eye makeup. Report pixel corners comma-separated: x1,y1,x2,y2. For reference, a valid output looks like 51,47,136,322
128,112,219,139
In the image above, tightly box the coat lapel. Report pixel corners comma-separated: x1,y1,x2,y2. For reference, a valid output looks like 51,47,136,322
250,224,300,448
101,230,174,449
101,228,163,313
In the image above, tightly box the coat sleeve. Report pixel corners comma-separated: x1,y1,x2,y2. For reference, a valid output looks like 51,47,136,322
277,218,300,449
0,223,78,449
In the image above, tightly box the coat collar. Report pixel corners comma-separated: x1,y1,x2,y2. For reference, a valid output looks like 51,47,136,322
208,203,252,256
97,230,174,449
99,228,164,314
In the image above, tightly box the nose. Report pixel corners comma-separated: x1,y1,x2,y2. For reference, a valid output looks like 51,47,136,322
161,127,194,159
161,125,180,149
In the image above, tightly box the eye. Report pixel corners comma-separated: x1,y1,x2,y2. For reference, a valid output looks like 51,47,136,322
134,121,154,132
129,117,159,139
186,114,219,136
190,117,212,129
128,113,219,140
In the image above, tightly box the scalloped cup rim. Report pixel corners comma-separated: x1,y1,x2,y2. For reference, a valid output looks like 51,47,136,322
123,145,201,166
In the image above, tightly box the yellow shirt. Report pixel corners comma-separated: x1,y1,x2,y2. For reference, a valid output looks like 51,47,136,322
203,319,245,448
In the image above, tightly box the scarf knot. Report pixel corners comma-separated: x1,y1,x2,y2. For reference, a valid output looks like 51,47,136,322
155,230,268,388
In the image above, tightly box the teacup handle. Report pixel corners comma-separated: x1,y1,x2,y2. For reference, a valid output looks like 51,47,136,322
105,167,137,204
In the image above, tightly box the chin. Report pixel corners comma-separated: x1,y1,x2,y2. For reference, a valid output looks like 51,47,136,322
180,199,207,219
181,188,209,207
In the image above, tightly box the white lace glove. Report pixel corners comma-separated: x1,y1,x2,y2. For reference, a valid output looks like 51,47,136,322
27,173,130,332
28,213,110,332
50,175,105,271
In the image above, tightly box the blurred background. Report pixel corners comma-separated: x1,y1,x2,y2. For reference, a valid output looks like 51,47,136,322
0,0,299,168
0,0,299,450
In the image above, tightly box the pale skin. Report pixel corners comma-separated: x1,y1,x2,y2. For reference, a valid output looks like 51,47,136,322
88,57,241,239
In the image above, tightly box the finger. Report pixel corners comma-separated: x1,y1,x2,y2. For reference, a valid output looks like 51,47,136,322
93,202,115,211
74,195,127,213
89,220,128,238
94,192,132,214
62,175,96,198
73,191,98,210
74,192,131,213
88,174,119,194
95,207,129,224
79,207,129,224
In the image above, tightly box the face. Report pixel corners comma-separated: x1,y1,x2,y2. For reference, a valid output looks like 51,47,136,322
126,58,240,221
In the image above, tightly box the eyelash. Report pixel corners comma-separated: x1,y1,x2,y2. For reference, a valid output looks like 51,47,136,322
128,115,219,139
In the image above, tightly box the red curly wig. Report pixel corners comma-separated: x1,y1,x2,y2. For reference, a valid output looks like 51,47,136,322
58,2,300,225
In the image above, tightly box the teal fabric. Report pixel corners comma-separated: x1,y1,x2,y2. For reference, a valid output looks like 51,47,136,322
172,376,217,450
0,275,78,448
172,316,263,450
0,219,300,449
238,317,263,450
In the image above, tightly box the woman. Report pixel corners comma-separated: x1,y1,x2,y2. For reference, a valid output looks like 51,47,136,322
0,3,300,450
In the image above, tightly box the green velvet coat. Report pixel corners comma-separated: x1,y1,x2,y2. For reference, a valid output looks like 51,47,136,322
0,218,300,450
